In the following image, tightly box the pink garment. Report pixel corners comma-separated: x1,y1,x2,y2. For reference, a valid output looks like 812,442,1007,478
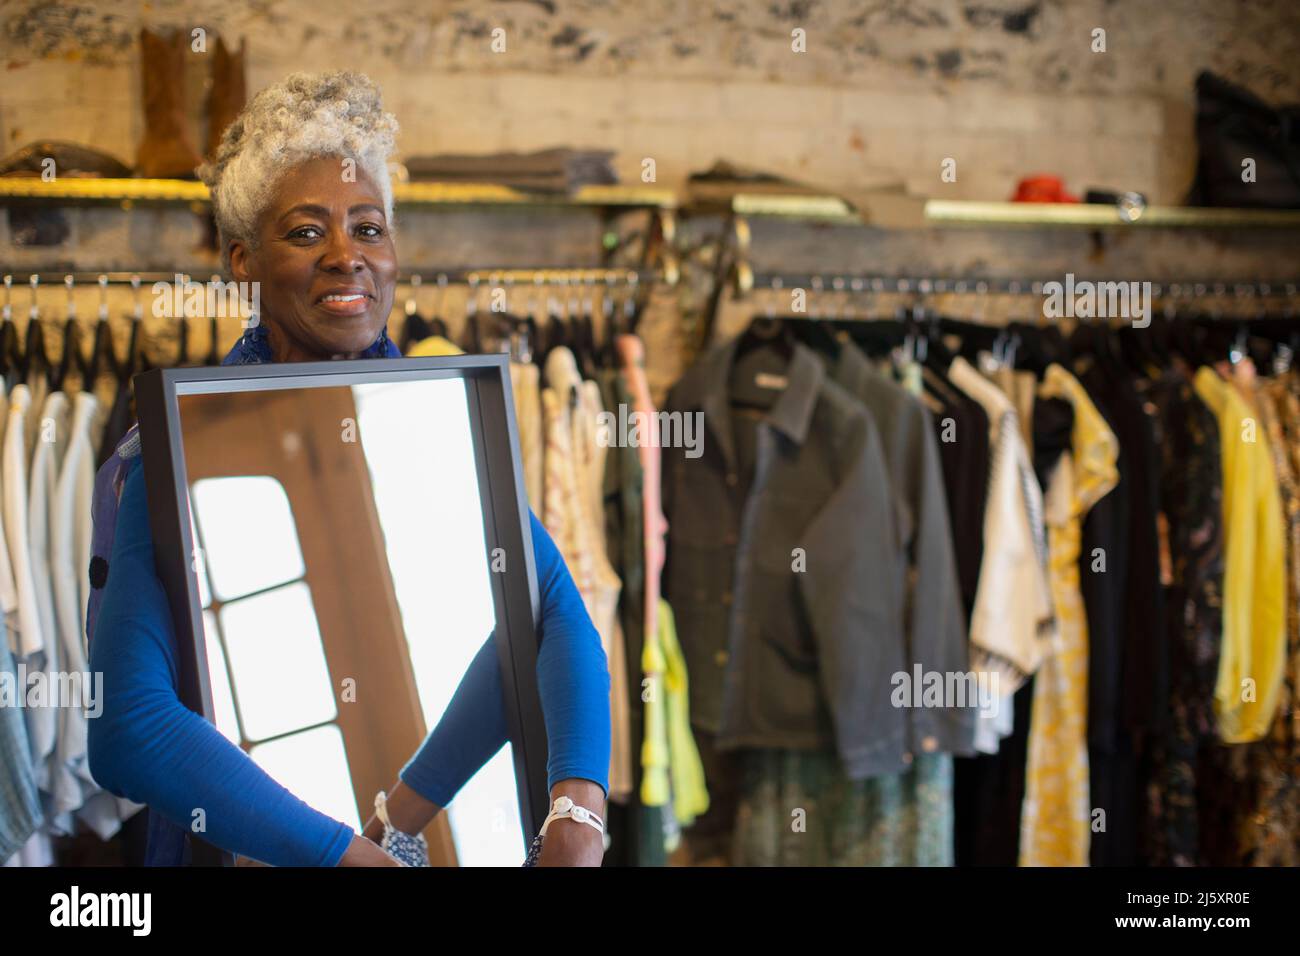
616,335,668,651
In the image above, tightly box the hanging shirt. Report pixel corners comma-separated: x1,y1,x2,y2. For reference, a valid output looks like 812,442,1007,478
662,338,905,778
3,390,43,665
1139,367,1224,866
1019,364,1119,867
826,343,974,758
640,599,709,825
617,335,669,689
0,615,43,861
921,365,991,621
5,386,56,791
511,361,544,512
1242,376,1300,864
22,372,48,473
0,391,18,655
1193,366,1286,743
29,390,77,831
50,390,129,840
541,346,631,801
947,358,1055,753
27,391,65,686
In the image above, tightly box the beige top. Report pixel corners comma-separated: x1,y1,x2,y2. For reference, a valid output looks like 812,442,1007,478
541,347,633,800
948,357,1056,688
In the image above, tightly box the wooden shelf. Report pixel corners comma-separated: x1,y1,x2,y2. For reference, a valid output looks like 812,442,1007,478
5,177,1297,228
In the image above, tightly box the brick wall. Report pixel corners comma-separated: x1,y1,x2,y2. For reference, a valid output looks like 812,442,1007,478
4,0,1299,203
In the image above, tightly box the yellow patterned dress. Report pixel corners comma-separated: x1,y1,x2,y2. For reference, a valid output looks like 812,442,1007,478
1242,376,1300,864
1019,364,1119,866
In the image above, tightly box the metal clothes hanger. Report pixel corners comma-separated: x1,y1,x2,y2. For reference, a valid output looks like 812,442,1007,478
83,275,120,390
1,275,24,390
54,274,84,392
21,274,56,388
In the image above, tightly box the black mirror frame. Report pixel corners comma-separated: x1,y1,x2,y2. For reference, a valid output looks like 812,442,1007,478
133,353,548,866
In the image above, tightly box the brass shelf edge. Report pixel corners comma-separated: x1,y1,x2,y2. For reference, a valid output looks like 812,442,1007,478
923,199,1300,228
0,178,676,209
719,193,1300,228
0,178,208,201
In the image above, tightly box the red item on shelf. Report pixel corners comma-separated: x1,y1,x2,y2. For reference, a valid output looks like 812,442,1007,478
1011,175,1080,203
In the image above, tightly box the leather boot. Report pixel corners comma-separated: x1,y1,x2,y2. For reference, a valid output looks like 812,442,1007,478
134,27,203,179
206,35,246,160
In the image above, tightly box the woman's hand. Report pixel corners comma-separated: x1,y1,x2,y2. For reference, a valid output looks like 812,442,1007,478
534,779,607,867
361,781,441,845
337,833,403,866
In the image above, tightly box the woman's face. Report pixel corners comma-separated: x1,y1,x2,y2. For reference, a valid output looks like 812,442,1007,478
229,155,398,360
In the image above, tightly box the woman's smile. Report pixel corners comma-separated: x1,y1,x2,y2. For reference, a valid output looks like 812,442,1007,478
315,288,374,316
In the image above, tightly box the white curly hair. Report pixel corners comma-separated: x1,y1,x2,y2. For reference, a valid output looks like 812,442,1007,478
198,71,400,272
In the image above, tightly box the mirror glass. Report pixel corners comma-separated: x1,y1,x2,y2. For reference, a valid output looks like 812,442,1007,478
175,377,523,866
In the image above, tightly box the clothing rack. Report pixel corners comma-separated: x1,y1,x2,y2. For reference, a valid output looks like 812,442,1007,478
694,269,1300,350
1,268,655,325
2,267,655,290
0,268,653,378
741,272,1300,300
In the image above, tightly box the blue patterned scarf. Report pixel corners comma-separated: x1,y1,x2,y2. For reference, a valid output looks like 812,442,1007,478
222,321,401,365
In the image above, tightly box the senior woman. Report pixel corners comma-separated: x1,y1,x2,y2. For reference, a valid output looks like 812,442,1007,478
86,72,611,867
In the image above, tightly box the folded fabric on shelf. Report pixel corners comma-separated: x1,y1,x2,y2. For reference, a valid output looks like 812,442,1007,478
403,147,617,193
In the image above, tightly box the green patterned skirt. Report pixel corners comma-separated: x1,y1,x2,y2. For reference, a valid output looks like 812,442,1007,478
732,750,954,866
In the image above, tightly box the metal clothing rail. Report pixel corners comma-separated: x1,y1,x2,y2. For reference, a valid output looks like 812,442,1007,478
740,273,1300,299
1,269,657,327
1,267,656,288
1,268,654,310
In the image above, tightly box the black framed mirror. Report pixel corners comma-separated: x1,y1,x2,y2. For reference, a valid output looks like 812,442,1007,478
133,353,548,866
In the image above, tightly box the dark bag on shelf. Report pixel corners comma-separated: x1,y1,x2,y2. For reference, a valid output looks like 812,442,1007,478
1186,70,1300,208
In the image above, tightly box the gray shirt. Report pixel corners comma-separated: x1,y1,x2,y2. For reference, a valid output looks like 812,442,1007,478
828,343,976,759
663,337,915,779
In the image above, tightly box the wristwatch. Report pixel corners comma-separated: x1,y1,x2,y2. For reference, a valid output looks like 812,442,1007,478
540,795,605,837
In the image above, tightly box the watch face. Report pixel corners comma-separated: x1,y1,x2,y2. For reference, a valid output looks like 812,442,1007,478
572,806,590,824
554,796,573,813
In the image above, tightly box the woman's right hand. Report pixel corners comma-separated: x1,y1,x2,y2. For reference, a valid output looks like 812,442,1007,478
337,833,403,866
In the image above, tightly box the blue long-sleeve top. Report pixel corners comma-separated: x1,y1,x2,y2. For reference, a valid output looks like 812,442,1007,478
87,440,611,867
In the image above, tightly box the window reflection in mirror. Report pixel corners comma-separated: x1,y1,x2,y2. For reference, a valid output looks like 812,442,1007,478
179,378,524,866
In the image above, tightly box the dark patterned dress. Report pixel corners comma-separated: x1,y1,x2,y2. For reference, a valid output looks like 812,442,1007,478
1140,369,1225,867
